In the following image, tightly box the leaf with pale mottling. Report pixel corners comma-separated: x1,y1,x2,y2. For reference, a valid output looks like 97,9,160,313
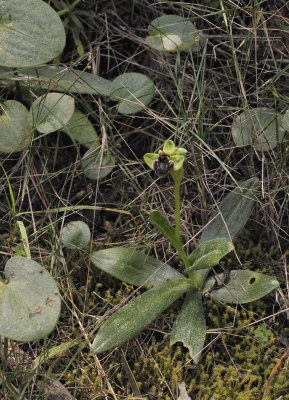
170,290,206,363
0,0,65,68
61,110,99,149
187,238,234,272
203,270,279,304
91,279,192,354
30,93,75,134
109,73,155,115
90,247,184,286
195,177,259,288
0,100,32,153
0,256,61,341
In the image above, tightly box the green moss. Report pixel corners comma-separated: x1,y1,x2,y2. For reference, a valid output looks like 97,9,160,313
55,236,289,399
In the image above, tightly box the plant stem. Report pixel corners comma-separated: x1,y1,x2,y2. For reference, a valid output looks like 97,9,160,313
174,177,181,239
170,168,183,241
171,168,199,287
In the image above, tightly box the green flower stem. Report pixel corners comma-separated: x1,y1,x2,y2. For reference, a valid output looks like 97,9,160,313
170,168,183,241
171,168,197,286
174,175,181,239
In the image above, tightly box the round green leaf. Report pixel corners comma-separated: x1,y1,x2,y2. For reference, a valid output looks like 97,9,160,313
232,108,285,151
61,221,91,250
109,73,155,115
0,100,32,153
82,146,115,180
0,256,61,342
0,0,66,68
203,270,279,304
145,15,200,52
61,109,100,149
30,93,75,134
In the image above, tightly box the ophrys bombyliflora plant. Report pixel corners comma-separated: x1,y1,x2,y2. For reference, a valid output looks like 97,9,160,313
90,140,279,362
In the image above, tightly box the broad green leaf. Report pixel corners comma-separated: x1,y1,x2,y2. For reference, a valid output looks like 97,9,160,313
195,177,259,287
232,108,285,152
30,93,75,134
81,145,115,180
0,256,61,341
91,279,192,354
109,73,155,115
61,221,91,250
0,0,65,68
61,109,100,149
187,238,234,272
170,290,206,363
6,66,111,97
145,15,200,52
203,270,279,304
0,100,32,153
90,247,184,286
150,210,184,256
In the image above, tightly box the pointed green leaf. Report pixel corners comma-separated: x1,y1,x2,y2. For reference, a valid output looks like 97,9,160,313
0,100,32,153
61,221,91,250
30,93,75,134
195,178,259,287
187,238,234,272
163,140,175,155
204,270,279,304
81,145,115,180
90,247,184,286
150,210,183,254
170,290,206,363
109,73,155,115
91,279,192,355
61,109,99,149
0,256,61,341
0,0,66,68
200,178,259,244
144,153,158,170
